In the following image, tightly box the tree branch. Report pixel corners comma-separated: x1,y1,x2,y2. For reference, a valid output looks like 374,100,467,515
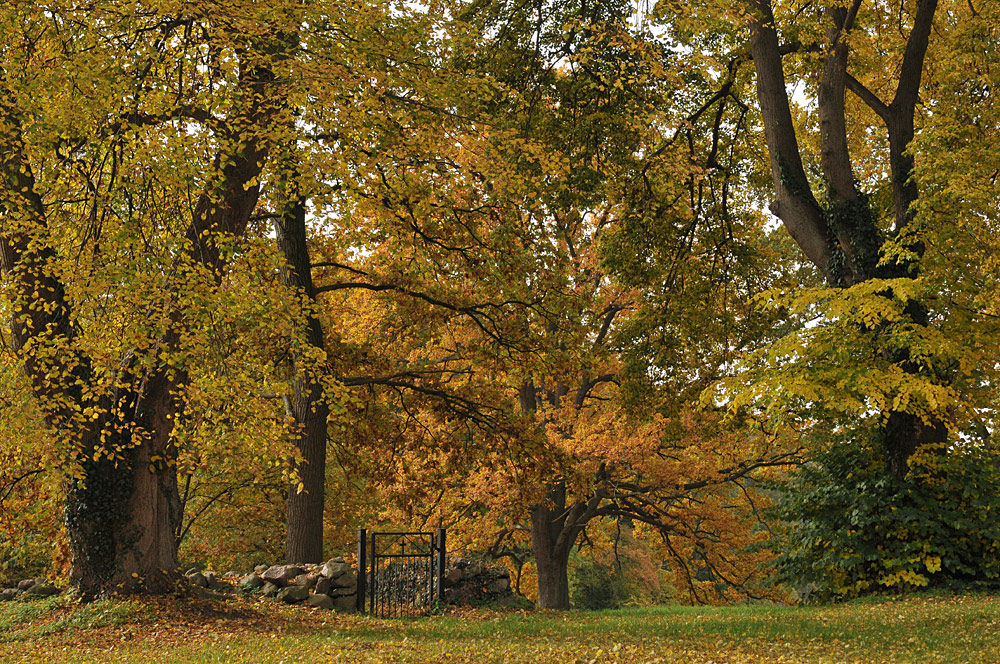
846,73,890,122
747,0,834,277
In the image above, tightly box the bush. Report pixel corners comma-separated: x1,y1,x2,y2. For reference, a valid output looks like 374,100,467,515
770,439,1000,600
570,556,627,609
569,525,664,609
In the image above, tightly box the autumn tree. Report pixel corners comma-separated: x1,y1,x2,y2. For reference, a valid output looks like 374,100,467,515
331,0,800,609
743,0,951,478
0,1,307,594
641,0,1000,593
735,0,1000,595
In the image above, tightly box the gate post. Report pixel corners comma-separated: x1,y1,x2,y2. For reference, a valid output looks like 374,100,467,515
356,528,367,613
436,528,446,603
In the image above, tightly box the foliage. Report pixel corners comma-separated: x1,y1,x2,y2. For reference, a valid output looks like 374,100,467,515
1,0,998,604
569,522,665,609
334,0,799,607
0,596,150,645
770,438,1000,600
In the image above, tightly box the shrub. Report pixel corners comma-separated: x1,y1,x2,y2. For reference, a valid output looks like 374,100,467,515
770,438,1000,600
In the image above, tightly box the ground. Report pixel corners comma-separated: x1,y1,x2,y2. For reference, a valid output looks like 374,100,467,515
1,592,998,663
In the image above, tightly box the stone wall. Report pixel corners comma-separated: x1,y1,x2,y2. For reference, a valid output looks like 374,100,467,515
204,555,515,611
1,556,517,611
0,577,60,602
441,557,514,605
226,558,358,611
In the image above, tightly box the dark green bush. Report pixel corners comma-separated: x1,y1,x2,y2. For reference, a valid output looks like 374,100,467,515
770,439,1000,600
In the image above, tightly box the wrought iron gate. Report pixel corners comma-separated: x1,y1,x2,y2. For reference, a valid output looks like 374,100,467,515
357,528,446,617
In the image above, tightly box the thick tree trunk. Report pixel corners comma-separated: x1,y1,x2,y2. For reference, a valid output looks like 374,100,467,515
275,193,329,564
61,360,189,595
66,426,181,595
530,501,573,610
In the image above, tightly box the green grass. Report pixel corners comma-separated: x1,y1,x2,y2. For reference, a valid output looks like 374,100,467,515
1,592,998,663
0,596,151,643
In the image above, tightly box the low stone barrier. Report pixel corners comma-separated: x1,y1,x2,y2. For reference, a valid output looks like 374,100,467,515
441,557,514,605
205,555,515,611
0,556,516,611
224,557,358,611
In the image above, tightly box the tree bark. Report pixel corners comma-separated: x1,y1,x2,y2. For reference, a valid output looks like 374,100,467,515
530,485,575,610
274,192,330,565
747,0,834,279
519,380,573,608
65,380,183,595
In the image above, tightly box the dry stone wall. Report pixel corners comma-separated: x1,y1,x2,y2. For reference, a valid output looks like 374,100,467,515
0,556,517,611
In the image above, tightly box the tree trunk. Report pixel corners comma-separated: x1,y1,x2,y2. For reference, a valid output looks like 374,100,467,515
530,501,573,609
66,421,181,595
275,192,329,565
283,379,329,564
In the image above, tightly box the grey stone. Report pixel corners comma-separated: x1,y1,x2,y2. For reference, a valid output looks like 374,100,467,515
240,573,265,590
314,577,333,596
187,572,209,588
261,582,280,597
224,570,241,578
261,565,304,587
192,586,230,601
793,583,817,603
487,578,509,593
276,585,310,604
320,560,352,579
332,594,357,612
203,571,217,585
254,564,269,574
0,589,16,601
184,567,201,576
306,594,335,610
25,584,60,597
17,579,36,591
330,587,354,598
295,573,318,589
332,572,356,589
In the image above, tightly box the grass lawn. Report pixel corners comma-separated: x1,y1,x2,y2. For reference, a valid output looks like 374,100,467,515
1,592,997,663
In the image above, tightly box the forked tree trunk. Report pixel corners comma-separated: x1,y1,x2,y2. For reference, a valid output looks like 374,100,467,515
528,480,595,610
747,0,945,478
1,43,275,593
